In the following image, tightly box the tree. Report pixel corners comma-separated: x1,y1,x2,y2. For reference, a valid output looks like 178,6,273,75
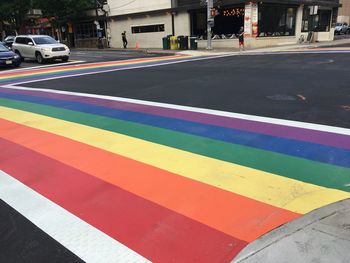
34,0,95,26
0,0,32,36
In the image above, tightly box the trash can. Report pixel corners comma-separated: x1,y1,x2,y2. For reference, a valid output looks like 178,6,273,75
162,36,170,50
177,36,189,50
189,37,198,50
170,36,179,50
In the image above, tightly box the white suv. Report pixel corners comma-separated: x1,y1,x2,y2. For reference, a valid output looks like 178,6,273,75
12,35,70,64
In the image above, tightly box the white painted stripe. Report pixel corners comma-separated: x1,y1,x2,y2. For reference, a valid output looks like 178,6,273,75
0,170,150,263
242,50,350,56
2,84,350,136
0,61,85,74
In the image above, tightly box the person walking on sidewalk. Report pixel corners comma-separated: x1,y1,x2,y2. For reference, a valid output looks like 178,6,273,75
122,31,128,49
238,26,244,51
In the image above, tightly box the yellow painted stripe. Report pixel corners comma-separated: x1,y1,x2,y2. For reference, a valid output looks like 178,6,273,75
0,55,190,80
1,106,349,214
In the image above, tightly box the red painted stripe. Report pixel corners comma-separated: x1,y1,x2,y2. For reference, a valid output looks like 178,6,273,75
0,55,185,78
0,138,248,262
0,118,300,242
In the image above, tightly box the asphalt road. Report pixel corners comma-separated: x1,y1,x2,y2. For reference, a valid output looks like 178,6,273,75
25,52,350,128
7,49,159,69
1,49,350,262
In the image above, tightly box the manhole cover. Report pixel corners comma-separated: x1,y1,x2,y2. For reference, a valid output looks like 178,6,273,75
266,94,297,101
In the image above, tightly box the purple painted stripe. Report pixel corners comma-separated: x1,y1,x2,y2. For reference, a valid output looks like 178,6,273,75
1,86,349,150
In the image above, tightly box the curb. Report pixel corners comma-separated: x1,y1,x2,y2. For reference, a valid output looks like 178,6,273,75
72,48,177,56
232,198,350,263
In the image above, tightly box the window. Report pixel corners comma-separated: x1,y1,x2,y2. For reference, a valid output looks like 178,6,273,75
15,37,31,45
131,24,165,34
302,7,332,32
75,22,96,39
33,37,57,45
302,7,310,32
317,10,331,32
15,37,25,44
258,4,297,37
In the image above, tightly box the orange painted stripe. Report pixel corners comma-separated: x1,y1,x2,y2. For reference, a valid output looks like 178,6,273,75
0,118,300,242
0,55,187,78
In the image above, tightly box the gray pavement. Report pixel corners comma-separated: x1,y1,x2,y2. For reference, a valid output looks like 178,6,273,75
233,199,350,263
71,37,350,57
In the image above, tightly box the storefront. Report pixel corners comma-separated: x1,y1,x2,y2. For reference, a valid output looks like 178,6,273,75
103,0,339,49
25,18,54,37
176,0,340,49
73,19,108,48
190,5,245,39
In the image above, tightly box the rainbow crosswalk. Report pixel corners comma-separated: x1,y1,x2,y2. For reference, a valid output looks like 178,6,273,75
0,56,350,262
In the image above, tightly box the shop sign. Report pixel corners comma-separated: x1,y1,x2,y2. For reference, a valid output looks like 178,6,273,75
251,3,258,37
244,2,252,36
244,2,258,37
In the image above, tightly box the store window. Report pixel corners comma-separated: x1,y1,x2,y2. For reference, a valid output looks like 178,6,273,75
131,24,165,34
302,7,332,32
75,22,96,39
190,6,244,39
258,4,297,37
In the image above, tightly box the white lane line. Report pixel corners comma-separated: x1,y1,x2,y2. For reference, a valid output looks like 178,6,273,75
2,84,350,136
0,60,85,74
242,50,350,56
72,54,104,58
0,171,150,263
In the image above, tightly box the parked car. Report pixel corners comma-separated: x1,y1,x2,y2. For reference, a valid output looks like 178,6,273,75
12,35,70,64
0,42,21,68
334,22,349,35
3,35,16,48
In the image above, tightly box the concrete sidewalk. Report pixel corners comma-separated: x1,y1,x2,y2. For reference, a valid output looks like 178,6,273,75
72,37,350,57
232,199,350,263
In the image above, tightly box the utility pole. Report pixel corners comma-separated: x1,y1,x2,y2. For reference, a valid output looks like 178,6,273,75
95,0,102,48
207,0,213,50
95,0,99,23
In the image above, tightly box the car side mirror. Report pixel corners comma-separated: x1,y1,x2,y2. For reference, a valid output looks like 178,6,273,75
28,42,34,46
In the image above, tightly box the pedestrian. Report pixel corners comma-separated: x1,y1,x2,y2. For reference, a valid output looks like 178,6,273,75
238,26,244,51
122,31,128,49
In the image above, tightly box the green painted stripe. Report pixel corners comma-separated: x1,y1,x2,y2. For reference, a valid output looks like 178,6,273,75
1,97,349,192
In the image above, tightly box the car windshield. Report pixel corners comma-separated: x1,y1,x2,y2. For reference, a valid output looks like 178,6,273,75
336,23,343,26
0,44,9,52
5,36,15,41
33,37,57,45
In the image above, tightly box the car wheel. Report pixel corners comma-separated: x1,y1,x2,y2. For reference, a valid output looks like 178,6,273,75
14,50,24,62
36,52,44,64
62,57,69,62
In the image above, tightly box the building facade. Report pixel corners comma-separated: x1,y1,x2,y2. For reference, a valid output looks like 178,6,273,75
106,0,189,49
105,0,340,49
338,0,350,23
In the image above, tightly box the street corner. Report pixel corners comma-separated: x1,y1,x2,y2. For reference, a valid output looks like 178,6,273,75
232,199,350,263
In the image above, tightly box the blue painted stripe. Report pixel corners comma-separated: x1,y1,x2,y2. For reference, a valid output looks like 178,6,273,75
0,57,198,84
1,91,350,168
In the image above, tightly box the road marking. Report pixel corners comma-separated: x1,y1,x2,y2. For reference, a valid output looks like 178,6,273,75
0,170,149,263
0,60,85,74
0,55,241,86
1,106,349,214
2,84,350,137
